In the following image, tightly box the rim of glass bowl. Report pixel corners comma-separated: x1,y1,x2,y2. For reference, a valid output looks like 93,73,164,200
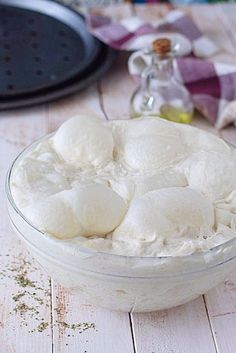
5,132,236,274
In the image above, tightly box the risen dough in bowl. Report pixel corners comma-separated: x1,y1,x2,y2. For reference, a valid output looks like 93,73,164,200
110,169,187,201
113,187,214,243
116,118,186,170
10,115,236,256
178,151,236,201
24,184,126,239
178,123,232,155
7,115,236,312
53,115,114,167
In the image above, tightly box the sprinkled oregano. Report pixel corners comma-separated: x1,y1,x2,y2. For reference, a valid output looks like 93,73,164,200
37,322,49,332
14,274,35,288
57,321,96,332
12,291,27,302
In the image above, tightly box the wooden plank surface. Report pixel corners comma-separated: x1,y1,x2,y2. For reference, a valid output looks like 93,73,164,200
0,107,52,353
131,297,217,353
205,272,236,353
52,285,134,353
1,4,236,353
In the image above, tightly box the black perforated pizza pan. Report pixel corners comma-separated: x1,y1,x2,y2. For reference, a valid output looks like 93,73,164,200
0,43,116,110
0,0,102,97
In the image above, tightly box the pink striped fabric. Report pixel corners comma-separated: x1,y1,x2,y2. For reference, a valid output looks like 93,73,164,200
86,9,215,53
87,9,236,128
130,55,236,128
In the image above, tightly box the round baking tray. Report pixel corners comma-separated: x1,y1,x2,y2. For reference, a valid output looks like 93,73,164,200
0,0,102,97
0,44,116,110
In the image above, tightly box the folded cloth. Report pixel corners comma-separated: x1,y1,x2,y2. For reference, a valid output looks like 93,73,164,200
129,51,236,129
86,9,218,58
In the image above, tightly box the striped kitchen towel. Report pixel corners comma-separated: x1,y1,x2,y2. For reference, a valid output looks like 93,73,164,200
129,52,236,129
86,9,218,57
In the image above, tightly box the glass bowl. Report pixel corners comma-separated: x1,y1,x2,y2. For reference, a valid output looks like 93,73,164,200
6,134,236,312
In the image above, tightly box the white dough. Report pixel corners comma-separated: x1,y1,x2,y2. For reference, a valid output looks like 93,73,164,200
133,170,187,197
23,194,82,239
61,184,127,236
53,115,114,167
11,115,236,257
179,151,236,201
177,123,231,155
113,187,215,243
121,118,185,170
110,169,187,201
24,183,127,239
123,135,185,171
126,117,181,138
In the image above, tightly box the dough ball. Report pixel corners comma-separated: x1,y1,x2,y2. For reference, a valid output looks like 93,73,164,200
23,194,82,239
178,124,231,155
123,135,184,171
113,187,214,243
62,184,127,236
127,117,181,138
179,151,236,201
53,115,113,167
121,118,185,170
24,183,127,239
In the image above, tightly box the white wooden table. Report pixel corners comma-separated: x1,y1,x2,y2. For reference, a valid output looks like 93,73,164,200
1,4,236,353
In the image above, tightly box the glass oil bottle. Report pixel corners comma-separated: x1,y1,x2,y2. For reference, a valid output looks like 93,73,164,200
130,38,193,124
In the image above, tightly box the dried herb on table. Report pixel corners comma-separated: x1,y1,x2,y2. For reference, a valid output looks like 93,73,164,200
3,252,97,337
37,322,49,332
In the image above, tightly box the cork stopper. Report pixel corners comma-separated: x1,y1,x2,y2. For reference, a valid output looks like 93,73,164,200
152,38,171,55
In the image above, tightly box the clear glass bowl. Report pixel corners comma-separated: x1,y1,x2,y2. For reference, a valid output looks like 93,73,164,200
6,135,236,312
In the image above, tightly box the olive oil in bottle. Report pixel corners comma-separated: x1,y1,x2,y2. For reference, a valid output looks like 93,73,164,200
160,104,192,124
130,38,193,124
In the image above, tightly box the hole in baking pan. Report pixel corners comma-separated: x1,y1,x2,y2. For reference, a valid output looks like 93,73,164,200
6,69,12,76
4,55,11,63
34,56,41,63
3,43,10,50
28,18,35,25
7,84,14,90
58,30,66,37
29,30,37,37
36,69,43,76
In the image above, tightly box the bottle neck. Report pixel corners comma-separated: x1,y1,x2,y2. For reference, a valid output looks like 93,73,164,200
151,53,173,79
